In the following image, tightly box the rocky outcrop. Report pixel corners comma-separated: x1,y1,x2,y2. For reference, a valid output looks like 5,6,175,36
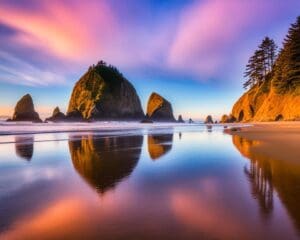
67,61,144,120
146,92,175,122
178,115,184,123
188,118,194,123
45,107,66,122
220,114,236,123
204,115,214,124
9,94,42,122
231,79,300,122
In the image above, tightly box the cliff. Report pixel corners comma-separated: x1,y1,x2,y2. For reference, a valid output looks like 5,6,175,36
231,77,300,122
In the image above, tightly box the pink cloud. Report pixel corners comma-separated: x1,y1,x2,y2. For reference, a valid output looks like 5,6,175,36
0,1,118,63
0,0,172,72
167,0,297,78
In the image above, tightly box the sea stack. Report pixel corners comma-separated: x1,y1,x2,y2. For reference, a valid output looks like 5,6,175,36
45,107,66,122
178,115,184,123
67,61,144,121
146,92,175,122
9,94,42,122
204,115,214,124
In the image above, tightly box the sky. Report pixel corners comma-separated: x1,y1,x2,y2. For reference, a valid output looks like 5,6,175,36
0,0,299,120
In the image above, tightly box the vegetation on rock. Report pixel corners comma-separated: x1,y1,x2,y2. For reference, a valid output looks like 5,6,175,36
231,16,300,122
67,61,144,120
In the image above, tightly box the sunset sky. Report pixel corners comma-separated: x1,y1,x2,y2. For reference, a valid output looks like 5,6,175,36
0,0,299,120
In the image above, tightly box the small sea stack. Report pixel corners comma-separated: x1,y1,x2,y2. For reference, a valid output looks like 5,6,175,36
45,107,66,122
178,115,184,123
146,92,175,122
204,115,214,124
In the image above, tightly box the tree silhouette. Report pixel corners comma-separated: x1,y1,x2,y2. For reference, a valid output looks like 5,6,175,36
243,37,277,89
273,16,300,92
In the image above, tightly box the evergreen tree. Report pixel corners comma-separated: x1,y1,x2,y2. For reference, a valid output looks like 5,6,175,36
273,16,300,92
243,37,277,89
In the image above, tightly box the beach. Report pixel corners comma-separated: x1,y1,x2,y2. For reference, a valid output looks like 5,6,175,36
226,122,300,163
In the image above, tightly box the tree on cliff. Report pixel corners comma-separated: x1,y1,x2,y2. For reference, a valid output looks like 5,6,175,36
243,37,277,89
273,16,300,92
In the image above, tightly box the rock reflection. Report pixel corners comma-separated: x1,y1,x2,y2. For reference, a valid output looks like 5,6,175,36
15,136,34,161
69,134,143,194
233,135,300,231
147,133,173,160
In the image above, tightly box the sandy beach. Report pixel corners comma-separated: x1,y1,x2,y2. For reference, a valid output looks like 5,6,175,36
226,121,300,163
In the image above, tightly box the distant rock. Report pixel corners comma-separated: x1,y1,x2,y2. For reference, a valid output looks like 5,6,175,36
146,92,175,122
177,115,184,123
45,107,66,122
204,115,214,124
67,61,144,121
188,118,194,123
9,94,42,122
220,114,236,123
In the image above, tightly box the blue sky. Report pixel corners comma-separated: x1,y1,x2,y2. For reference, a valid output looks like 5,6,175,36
0,0,299,120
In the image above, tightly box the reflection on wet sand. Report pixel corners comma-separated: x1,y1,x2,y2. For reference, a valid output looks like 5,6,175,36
69,135,143,194
147,133,173,160
15,136,34,161
233,135,300,232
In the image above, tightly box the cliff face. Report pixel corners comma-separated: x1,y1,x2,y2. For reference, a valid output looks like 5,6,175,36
146,92,175,122
232,17,300,122
67,63,144,120
232,79,300,122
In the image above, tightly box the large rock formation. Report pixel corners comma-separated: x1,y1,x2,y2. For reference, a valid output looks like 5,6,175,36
45,107,66,122
231,79,300,122
146,92,175,122
67,61,144,120
9,94,42,122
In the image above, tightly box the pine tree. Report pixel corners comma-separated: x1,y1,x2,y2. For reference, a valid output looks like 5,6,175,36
243,37,277,90
273,16,300,92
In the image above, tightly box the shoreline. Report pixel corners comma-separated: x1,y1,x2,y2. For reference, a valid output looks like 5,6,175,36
226,121,300,163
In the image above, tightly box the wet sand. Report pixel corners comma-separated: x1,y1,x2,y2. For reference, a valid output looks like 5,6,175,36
225,122,300,163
